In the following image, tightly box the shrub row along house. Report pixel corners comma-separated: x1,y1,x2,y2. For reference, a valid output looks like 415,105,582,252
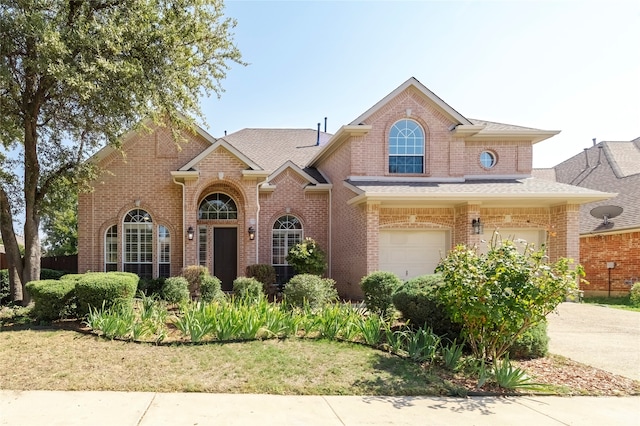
78,77,613,299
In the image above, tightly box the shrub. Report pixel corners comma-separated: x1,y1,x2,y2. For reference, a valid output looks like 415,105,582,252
40,268,67,280
75,272,138,316
508,320,549,359
138,277,165,297
0,270,9,305
283,274,338,309
60,273,86,282
246,264,277,297
201,275,225,303
392,274,461,340
161,277,190,304
630,282,640,307
233,277,263,301
25,279,77,321
286,237,327,275
180,265,209,298
360,271,402,318
435,237,582,364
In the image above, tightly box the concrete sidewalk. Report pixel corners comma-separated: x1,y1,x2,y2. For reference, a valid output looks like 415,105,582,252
1,390,639,426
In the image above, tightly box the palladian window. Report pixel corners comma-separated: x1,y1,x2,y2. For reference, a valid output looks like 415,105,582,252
388,119,425,174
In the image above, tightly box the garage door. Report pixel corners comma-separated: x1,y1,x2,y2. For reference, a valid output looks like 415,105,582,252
379,230,449,281
478,228,546,255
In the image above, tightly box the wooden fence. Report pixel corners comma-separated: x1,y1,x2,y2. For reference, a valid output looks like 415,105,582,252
0,253,77,273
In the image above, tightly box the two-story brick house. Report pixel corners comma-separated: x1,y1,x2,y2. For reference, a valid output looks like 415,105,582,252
78,77,613,299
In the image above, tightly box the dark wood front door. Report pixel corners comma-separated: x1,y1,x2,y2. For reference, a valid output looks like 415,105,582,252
213,227,237,291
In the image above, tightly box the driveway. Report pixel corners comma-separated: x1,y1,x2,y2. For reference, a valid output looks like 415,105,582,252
546,302,640,380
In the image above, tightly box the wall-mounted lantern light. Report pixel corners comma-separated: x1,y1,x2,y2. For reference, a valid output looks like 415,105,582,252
248,226,255,241
187,226,194,241
471,218,483,235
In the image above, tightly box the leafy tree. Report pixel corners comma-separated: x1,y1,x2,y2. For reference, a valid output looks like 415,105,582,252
435,237,582,366
0,0,243,303
41,180,78,256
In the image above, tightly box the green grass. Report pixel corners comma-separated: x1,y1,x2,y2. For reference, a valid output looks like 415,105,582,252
0,328,456,395
583,296,640,312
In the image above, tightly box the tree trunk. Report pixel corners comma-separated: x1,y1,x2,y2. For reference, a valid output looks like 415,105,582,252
0,189,24,303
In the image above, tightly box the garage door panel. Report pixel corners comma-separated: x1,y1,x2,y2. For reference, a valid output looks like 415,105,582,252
379,230,449,281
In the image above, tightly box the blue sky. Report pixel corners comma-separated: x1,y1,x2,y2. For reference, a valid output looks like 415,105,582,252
199,0,640,168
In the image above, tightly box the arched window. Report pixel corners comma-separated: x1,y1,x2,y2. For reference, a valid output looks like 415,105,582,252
272,215,303,266
158,225,170,278
105,225,117,272
199,193,238,220
388,119,424,174
123,209,153,279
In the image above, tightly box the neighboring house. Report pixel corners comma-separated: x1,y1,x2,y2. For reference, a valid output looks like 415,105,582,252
78,77,613,299
534,137,640,296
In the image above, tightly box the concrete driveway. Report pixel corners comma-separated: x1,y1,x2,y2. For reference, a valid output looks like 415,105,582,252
546,302,640,380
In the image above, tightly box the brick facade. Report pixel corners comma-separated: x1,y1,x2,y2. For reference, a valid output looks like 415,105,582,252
78,77,606,300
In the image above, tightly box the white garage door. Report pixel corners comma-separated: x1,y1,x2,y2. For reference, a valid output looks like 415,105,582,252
478,228,546,255
379,230,449,281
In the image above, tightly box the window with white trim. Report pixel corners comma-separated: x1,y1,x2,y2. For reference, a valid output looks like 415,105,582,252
198,226,207,267
389,119,424,174
272,215,303,265
105,225,117,272
158,225,170,278
123,209,153,279
480,150,497,169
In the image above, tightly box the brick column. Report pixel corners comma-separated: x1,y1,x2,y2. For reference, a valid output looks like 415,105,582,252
548,203,580,263
454,203,481,248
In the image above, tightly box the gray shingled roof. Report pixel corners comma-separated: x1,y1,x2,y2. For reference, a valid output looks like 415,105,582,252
468,119,545,132
222,129,331,172
346,178,612,206
537,138,640,233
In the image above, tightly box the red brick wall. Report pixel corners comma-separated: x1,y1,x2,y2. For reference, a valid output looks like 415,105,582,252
580,231,640,296
257,169,329,268
78,125,210,276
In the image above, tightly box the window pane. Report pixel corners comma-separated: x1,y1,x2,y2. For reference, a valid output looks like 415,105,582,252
198,193,238,220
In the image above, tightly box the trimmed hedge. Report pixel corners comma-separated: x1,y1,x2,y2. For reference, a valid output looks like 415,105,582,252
161,276,190,304
360,271,402,317
392,274,461,340
137,277,165,297
25,279,77,321
508,320,549,359
0,270,9,305
283,274,338,309
40,268,67,280
180,265,209,298
75,272,138,316
232,276,263,301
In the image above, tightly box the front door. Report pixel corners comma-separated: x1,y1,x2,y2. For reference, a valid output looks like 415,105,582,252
213,227,237,291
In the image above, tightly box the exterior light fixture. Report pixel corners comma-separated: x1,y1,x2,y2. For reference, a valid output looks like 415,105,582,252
471,218,483,235
248,226,255,241
187,226,194,241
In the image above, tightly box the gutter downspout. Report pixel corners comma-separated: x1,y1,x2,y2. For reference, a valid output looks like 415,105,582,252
172,176,186,267
255,181,263,264
328,186,332,277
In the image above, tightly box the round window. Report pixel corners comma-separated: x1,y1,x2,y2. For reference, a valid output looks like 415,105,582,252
480,151,497,169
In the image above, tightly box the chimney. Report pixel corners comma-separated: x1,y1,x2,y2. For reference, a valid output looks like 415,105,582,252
316,123,320,146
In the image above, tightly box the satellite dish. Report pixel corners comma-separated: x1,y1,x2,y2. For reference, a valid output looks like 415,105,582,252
590,205,623,225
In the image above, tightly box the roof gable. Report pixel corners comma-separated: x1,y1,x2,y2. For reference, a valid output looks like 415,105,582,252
349,77,472,126
180,138,262,171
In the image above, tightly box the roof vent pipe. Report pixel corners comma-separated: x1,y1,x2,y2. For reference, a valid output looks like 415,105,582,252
597,144,603,165
324,117,327,133
316,123,320,146
224,130,227,136
583,148,590,168
592,138,596,146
